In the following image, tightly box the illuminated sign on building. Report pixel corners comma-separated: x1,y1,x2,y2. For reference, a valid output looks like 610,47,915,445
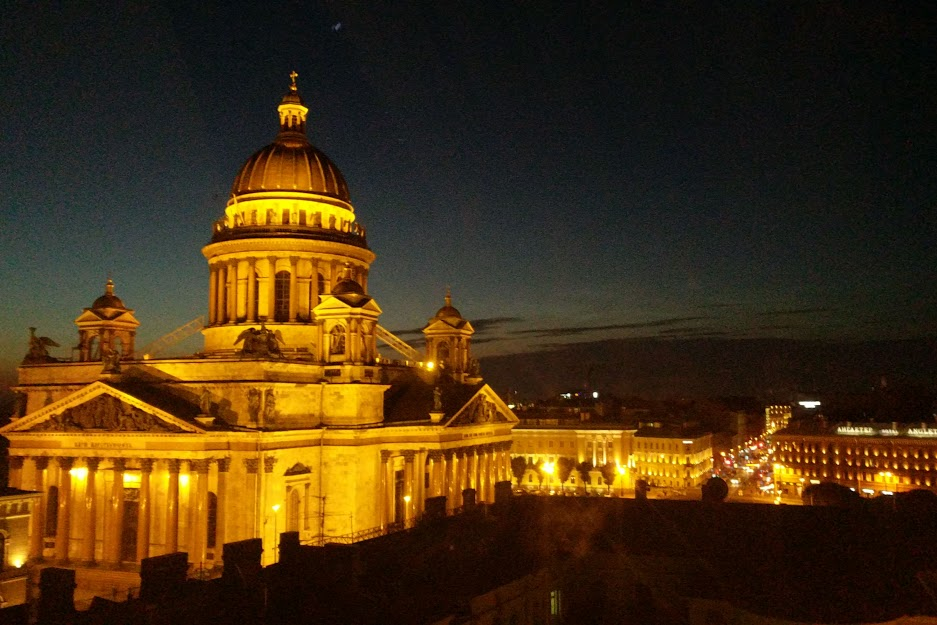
836,426,875,436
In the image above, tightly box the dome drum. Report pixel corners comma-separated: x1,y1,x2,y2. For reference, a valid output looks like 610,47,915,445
211,222,368,249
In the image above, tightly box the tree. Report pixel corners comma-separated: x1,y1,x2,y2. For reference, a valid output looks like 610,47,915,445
510,456,527,485
531,460,544,491
576,461,594,492
599,463,617,493
557,457,576,492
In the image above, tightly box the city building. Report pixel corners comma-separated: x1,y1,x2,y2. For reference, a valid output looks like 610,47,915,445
0,77,517,596
773,421,937,496
764,404,791,436
511,420,713,493
632,425,713,490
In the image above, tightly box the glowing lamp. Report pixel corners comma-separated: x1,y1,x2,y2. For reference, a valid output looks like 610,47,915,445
69,467,88,479
123,472,141,487
403,495,411,503
272,503,281,513
425,361,435,371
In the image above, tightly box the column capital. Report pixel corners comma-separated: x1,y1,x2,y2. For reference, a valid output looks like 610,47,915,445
56,456,75,470
263,455,277,473
216,457,231,473
111,458,127,472
34,456,50,471
443,449,455,461
427,450,444,462
401,450,417,463
191,458,211,474
245,457,259,474
380,450,393,462
139,458,155,472
85,457,102,471
8,456,24,470
167,458,182,474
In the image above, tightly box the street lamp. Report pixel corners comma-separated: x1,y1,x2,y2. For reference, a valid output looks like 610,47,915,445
271,503,281,562
617,464,626,497
542,462,555,493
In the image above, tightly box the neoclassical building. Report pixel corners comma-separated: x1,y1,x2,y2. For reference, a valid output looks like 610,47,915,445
1,77,517,590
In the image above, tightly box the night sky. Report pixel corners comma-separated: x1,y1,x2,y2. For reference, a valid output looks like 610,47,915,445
2,2,935,380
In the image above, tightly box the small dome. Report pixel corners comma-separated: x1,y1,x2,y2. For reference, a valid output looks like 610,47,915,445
332,278,365,296
434,290,463,320
92,279,126,310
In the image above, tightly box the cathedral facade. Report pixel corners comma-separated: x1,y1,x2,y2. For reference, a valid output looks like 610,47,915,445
1,77,516,585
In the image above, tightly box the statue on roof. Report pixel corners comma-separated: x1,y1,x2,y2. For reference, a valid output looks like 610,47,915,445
23,327,59,364
235,321,285,358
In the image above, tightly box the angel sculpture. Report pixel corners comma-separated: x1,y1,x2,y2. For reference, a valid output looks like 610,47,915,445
235,322,285,358
23,327,59,364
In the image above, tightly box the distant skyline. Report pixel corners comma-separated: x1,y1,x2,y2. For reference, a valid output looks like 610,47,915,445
2,2,935,381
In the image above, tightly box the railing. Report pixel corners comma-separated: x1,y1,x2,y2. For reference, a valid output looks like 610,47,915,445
375,325,422,361
300,506,473,547
211,223,368,248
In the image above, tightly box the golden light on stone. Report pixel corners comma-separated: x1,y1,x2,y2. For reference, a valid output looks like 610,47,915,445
69,467,88,479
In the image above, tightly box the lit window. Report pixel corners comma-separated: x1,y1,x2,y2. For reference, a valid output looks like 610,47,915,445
274,271,290,321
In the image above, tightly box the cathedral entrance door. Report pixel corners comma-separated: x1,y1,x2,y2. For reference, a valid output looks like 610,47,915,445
121,489,139,562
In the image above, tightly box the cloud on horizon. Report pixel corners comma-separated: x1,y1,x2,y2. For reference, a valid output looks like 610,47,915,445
509,316,708,339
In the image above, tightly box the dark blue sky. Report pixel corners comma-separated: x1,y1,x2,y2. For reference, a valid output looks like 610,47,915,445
1,2,935,378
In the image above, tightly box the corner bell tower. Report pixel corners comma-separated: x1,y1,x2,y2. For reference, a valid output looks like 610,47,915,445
201,73,376,357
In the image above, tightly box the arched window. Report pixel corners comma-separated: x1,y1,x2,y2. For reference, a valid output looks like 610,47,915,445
437,342,450,367
287,489,301,533
207,492,218,548
274,271,290,321
46,486,59,536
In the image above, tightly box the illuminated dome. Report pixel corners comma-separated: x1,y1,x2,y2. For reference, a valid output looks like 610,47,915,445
230,82,350,202
434,290,463,322
91,279,126,311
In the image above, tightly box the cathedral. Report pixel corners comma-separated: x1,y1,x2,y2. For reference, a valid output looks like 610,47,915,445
1,76,517,589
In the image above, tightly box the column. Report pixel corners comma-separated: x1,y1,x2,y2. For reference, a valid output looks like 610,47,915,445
215,458,230,554
428,452,442,497
136,459,154,562
105,458,125,564
216,264,227,323
227,260,238,323
208,265,217,325
82,458,100,563
267,256,277,320
245,458,259,540
602,436,608,465
55,457,74,561
480,447,490,502
592,437,597,466
166,459,181,553
190,459,210,564
288,256,298,321
402,451,415,523
379,451,392,528
30,457,49,559
247,258,257,322
444,451,455,511
8,456,24,489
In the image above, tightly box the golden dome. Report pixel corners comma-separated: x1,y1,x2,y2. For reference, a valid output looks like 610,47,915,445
230,82,350,202
91,279,126,310
434,289,463,321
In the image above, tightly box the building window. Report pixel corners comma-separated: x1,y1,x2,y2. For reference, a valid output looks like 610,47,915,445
274,271,290,321
550,589,562,619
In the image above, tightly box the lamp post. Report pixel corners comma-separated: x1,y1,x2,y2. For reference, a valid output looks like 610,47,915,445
271,503,281,562
542,462,555,494
617,464,626,497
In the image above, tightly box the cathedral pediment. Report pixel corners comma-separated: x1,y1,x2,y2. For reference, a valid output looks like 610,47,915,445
445,387,517,427
0,382,201,435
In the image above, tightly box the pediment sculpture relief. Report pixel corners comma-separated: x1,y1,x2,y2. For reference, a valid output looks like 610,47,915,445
454,395,505,425
31,395,184,432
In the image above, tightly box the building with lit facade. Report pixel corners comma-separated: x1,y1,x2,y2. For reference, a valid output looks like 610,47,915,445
773,421,937,496
0,77,517,595
764,404,791,436
511,421,713,492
